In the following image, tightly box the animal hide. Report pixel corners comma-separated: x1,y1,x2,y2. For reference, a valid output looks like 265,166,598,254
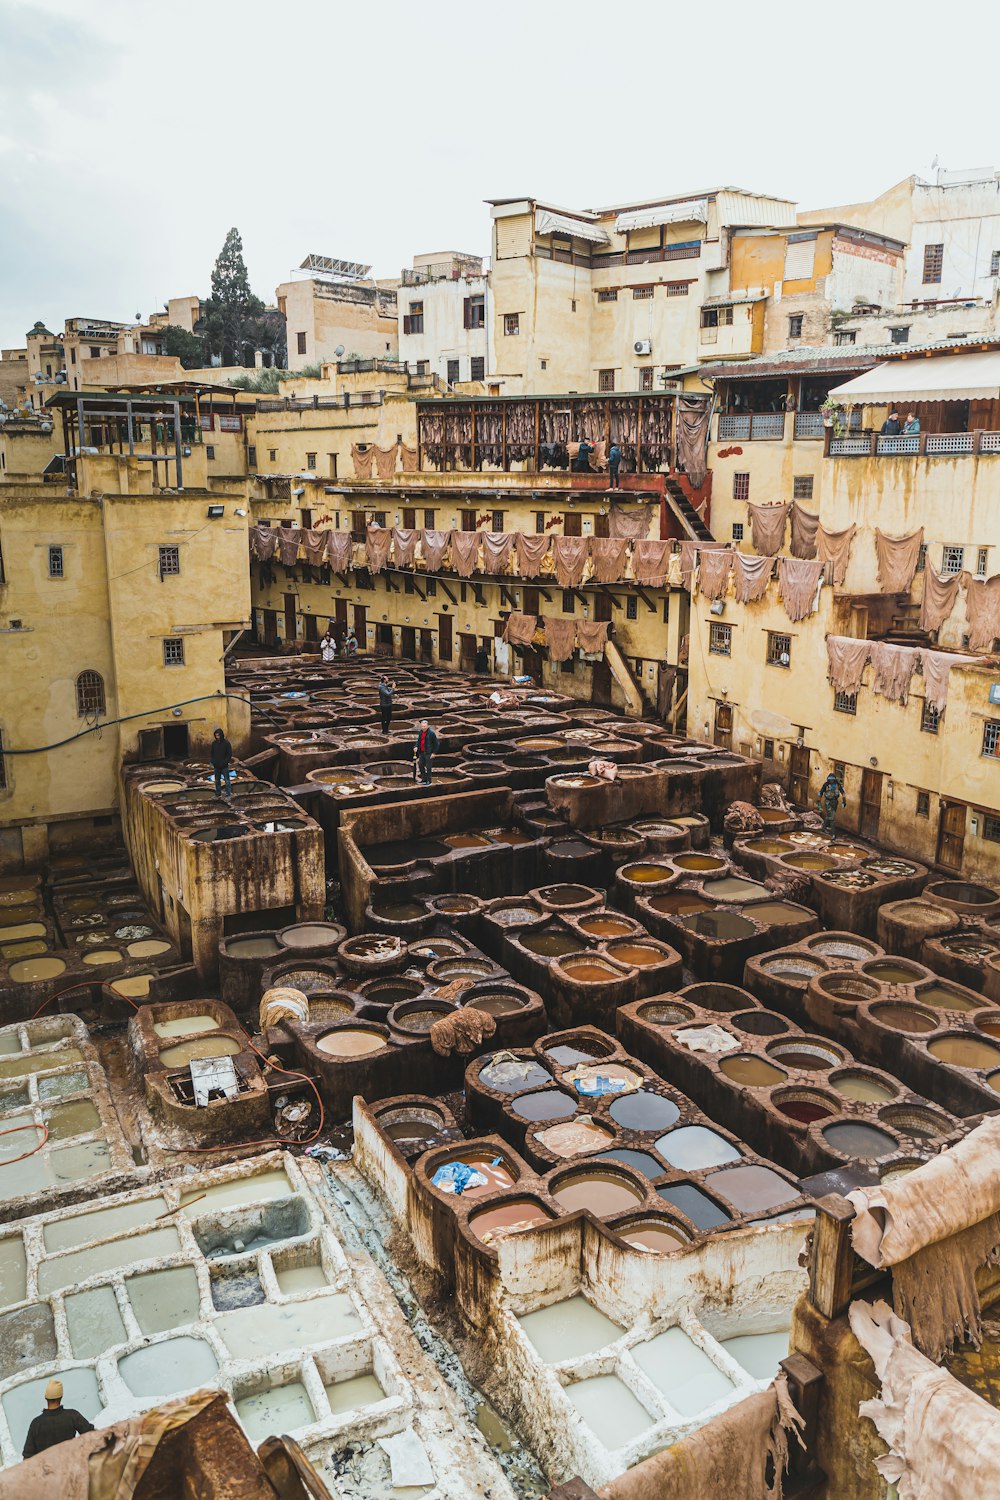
391,528,418,568
816,522,856,586
870,641,919,704
250,526,277,562
552,535,590,588
420,529,452,572
302,529,328,566
576,619,610,654
778,557,825,622
747,502,789,557
429,1008,496,1057
675,396,711,489
964,574,1000,651
351,443,374,479
632,539,672,587
502,612,538,645
875,527,924,593
732,552,774,603
481,532,513,574
609,502,654,539
588,538,628,583
277,527,300,566
698,548,732,601
373,444,398,480
919,649,961,714
826,636,871,694
514,534,550,576
364,526,391,574
679,539,727,589
327,531,353,573
919,563,963,634
544,617,577,662
451,531,480,577
724,801,764,836
789,503,820,560
399,443,418,471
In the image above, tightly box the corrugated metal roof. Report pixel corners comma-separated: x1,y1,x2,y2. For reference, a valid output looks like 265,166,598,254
616,200,708,233
698,338,989,382
702,291,769,308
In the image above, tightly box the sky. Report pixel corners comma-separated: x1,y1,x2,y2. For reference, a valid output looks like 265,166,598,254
0,0,997,348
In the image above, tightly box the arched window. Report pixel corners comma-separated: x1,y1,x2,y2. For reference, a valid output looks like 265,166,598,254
76,670,106,718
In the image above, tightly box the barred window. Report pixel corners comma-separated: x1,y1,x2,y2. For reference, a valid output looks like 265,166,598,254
709,622,731,656
75,671,105,717
767,632,791,667
640,368,654,391
598,369,615,392
834,691,857,714
503,313,520,336
983,720,1000,758
984,813,1000,842
48,545,64,578
163,638,185,667
921,701,940,734
596,289,618,303
916,543,927,573
916,790,930,818
632,286,654,300
664,282,690,296
626,595,638,620
788,314,804,339
732,472,750,500
942,545,965,575
159,546,180,576
977,547,989,578
792,476,813,500
922,243,944,284
731,522,744,541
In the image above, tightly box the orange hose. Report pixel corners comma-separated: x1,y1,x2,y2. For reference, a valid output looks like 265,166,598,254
0,1121,49,1164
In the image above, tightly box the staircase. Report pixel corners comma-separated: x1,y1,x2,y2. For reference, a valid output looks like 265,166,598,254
664,475,714,541
605,639,647,717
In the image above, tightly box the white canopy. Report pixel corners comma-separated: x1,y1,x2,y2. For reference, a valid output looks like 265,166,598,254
828,350,1000,405
616,199,708,233
534,209,609,246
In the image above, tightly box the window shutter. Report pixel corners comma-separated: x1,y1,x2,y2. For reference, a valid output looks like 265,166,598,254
463,297,472,330
403,316,412,335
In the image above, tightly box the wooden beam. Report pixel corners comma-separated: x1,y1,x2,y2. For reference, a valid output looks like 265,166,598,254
599,586,623,611
384,575,399,594
500,585,517,609
808,1194,856,1321
439,579,458,605
409,578,426,601
538,587,553,603
472,582,486,607
635,586,657,613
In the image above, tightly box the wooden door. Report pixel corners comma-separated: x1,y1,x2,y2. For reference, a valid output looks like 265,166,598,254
594,512,610,538
789,743,810,804
937,799,966,870
564,512,582,537
353,604,367,643
592,658,613,704
523,587,541,616
459,632,477,671
402,507,417,529
262,609,279,646
283,592,297,641
460,509,476,532
400,626,416,659
438,613,453,662
303,613,319,643
420,628,434,661
333,598,348,632
860,768,884,841
593,592,613,622
713,701,733,750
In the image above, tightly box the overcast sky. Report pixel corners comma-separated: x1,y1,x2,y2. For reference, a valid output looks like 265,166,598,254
1,0,996,348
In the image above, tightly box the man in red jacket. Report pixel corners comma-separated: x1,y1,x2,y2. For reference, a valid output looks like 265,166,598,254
413,720,439,785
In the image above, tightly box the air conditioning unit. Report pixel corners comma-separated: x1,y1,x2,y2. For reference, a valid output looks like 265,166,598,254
634,339,652,356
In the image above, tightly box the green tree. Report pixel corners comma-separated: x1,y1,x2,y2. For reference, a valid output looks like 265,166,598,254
201,228,265,367
161,324,205,369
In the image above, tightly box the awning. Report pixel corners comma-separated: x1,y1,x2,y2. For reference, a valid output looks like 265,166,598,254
534,209,609,246
827,350,1000,404
701,291,768,308
616,199,708,233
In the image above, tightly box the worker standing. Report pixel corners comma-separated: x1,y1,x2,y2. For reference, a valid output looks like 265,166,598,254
413,719,439,785
22,1379,94,1460
210,727,233,799
817,771,846,838
379,675,395,735
608,442,622,489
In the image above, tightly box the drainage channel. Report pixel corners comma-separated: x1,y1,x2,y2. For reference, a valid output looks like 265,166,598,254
318,1163,549,1500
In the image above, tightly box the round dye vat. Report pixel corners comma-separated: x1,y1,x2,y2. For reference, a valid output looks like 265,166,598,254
521,932,580,959
466,991,526,1017
372,901,426,922
279,924,342,948
469,1200,554,1241
536,885,598,909
158,1035,242,1066
227,935,281,958
679,911,757,940
0,922,45,942
548,840,595,860
512,1089,577,1122
704,1164,798,1214
383,1119,443,1154
757,807,791,823
822,1121,899,1159
656,1183,731,1230
561,959,625,982
436,1151,515,1195
769,1040,843,1071
127,939,171,958
709,877,770,902
941,934,998,957
673,853,727,873
316,1028,388,1058
719,1055,787,1087
390,1004,452,1035
431,958,495,980
605,943,666,968
616,1217,689,1253
443,833,492,849
113,974,154,998
81,949,123,967
153,1013,220,1039
782,853,840,872
620,864,674,884
733,1011,790,1037
552,1169,645,1217
578,916,635,939
432,896,479,914
609,1091,680,1132
595,1148,663,1178
831,1071,897,1103
864,961,926,985
535,1118,614,1157
928,1035,1000,1070
775,1093,837,1124
491,904,545,927
927,881,997,907
637,1001,694,1026
761,955,826,981
141,780,185,794
479,1057,552,1094
807,936,877,961
681,984,747,1013
744,838,793,855
654,1126,740,1170
648,892,712,916
487,828,534,846
411,939,466,961
870,1003,938,1034
916,983,980,1012
863,858,917,877
362,980,424,1006
880,1106,950,1140
9,957,66,982
546,1040,610,1067
744,902,812,926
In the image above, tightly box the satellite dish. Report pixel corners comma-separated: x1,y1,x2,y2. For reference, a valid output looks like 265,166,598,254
334,345,346,358
749,708,795,739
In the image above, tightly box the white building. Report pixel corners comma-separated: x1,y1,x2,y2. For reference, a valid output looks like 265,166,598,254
397,252,491,387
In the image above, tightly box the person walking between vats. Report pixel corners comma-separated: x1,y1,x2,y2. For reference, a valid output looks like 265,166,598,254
608,442,622,489
817,771,846,837
210,727,233,799
379,674,395,735
474,643,489,674
22,1379,94,1459
320,627,337,663
413,719,439,785
345,629,359,655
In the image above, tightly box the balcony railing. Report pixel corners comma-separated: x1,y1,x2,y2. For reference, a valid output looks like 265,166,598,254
829,430,1000,457
793,412,825,439
717,412,786,441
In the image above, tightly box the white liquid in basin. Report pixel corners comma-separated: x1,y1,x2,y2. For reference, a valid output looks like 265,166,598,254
218,1292,361,1358
0,1237,27,1309
276,1263,328,1295
39,1226,181,1294
517,1296,624,1364
565,1373,654,1450
118,1334,219,1397
325,1371,385,1415
633,1326,736,1417
179,1169,291,1214
153,1014,220,1038
720,1330,790,1381
44,1197,168,1253
127,1264,201,1335
66,1285,127,1357
237,1380,315,1442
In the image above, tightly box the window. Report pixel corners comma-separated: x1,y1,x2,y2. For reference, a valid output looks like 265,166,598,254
489,510,503,533
916,790,931,818
626,595,638,620
48,545,64,578
767,632,791,667
470,356,485,381
460,583,467,603
977,547,989,578
982,720,1000,758
598,369,615,392
922,243,944,284
163,637,185,667
942,544,965,576
247,445,257,469
834,330,856,346
731,522,744,541
404,302,424,336
664,282,690,296
158,545,180,576
662,596,670,623
834,691,858,714
447,359,460,386
269,448,277,462
535,511,546,534
793,476,814,501
788,314,804,339
89,346,101,359
763,738,775,759
732,472,750,501
304,452,316,470
984,813,1000,842
206,445,215,460
296,332,307,355
571,299,577,312
561,591,575,613
921,700,940,734
992,250,1000,278
709,622,732,656
889,326,910,344
75,670,105,717
464,295,486,330
404,575,415,595
540,359,548,370
640,368,654,391
503,313,520,336
426,578,437,596
373,511,386,528
701,308,719,329
833,761,847,786
423,509,436,529
916,543,927,573
633,286,654,300
218,414,242,433
597,289,618,303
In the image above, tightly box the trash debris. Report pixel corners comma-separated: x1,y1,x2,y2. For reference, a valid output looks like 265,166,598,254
432,1162,488,1195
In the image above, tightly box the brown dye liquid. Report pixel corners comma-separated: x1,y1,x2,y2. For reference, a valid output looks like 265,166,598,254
649,893,712,916
487,829,533,846
618,1221,687,1252
706,1164,797,1213
552,1171,644,1216
550,841,593,858
673,854,726,871
747,902,811,924
9,957,66,982
435,898,477,913
373,902,425,922
866,962,923,984
537,886,592,906
757,808,788,823
608,944,662,967
280,925,339,947
512,1090,577,1121
384,1120,440,1150
622,865,674,883
917,984,980,1012
680,911,756,940
779,1098,835,1123
871,1004,937,1034
522,932,579,958
745,839,793,855
563,962,620,982
469,1200,552,1237
444,834,491,849
928,1035,1000,1069
468,993,523,1016
443,1152,515,1194
579,918,633,938
228,936,281,958
719,1055,787,1086
772,1049,838,1072
832,1072,896,1103
822,1122,898,1159
317,1029,387,1058
785,853,839,871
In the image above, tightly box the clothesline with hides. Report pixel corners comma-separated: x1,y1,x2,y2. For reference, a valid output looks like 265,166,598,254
825,635,985,712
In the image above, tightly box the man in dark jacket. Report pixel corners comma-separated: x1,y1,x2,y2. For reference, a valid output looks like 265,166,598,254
22,1379,94,1459
378,675,395,735
210,727,233,798
880,411,902,436
413,720,439,785
608,442,622,489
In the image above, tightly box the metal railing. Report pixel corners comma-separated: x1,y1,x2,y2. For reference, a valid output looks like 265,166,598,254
830,429,1000,457
793,412,825,439
717,412,785,441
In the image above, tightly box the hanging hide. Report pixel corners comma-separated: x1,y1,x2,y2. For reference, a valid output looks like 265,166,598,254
778,557,825,622
875,527,924,593
747,502,789,557
364,526,391,575
552,535,590,588
732,552,774,603
698,548,733,601
514,533,550,576
588,538,628,583
825,636,871,695
789,503,820,560
919,563,963,634
816,522,856,586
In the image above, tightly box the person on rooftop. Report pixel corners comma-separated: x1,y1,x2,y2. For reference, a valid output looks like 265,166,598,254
572,434,593,472
880,411,902,436
22,1380,94,1460
903,412,921,434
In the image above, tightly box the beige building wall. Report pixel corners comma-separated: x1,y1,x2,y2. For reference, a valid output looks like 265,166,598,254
277,279,398,370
